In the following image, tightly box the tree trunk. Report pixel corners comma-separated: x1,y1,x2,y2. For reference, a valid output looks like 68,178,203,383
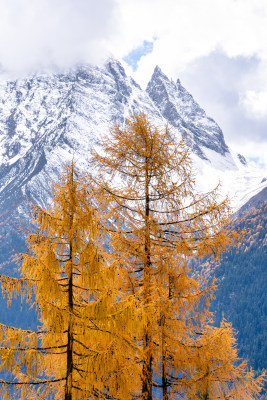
142,158,153,400
65,240,74,400
161,313,168,400
65,170,74,400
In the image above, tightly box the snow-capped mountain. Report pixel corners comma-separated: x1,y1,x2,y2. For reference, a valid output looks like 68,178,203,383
0,58,265,216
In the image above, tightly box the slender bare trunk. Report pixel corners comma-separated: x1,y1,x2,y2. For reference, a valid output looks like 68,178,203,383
161,313,168,400
65,168,74,400
65,242,73,400
142,157,153,400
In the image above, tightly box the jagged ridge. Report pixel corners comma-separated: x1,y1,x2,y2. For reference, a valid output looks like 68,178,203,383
0,58,264,214
146,66,229,159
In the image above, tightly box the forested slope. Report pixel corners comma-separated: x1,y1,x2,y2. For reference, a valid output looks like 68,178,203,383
212,201,267,370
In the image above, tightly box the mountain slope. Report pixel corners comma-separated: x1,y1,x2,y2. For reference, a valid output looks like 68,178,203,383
0,60,164,210
212,200,267,370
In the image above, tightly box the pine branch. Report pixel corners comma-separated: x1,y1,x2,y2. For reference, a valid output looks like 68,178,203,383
0,377,65,385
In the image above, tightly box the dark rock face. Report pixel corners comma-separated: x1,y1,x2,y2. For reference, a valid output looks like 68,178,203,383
237,153,247,166
146,66,229,159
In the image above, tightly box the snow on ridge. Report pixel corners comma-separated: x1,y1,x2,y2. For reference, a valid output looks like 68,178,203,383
146,65,230,159
0,58,265,213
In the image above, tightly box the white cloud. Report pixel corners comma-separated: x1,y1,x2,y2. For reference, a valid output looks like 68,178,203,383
231,140,267,172
112,0,267,171
240,90,267,118
1,0,267,82
0,0,266,169
113,0,267,87
0,0,118,77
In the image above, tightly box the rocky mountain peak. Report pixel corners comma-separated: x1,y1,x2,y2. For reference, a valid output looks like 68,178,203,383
151,65,170,81
146,66,231,160
105,58,127,79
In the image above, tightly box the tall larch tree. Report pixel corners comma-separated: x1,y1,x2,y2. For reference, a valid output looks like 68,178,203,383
0,163,141,400
91,113,264,400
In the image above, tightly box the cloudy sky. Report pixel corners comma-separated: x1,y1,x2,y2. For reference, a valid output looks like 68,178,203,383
0,0,266,170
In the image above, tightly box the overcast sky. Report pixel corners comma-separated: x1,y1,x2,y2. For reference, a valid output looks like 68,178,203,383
0,0,266,170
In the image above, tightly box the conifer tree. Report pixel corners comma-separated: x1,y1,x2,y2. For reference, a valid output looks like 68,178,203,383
91,113,264,400
187,320,265,400
0,163,140,400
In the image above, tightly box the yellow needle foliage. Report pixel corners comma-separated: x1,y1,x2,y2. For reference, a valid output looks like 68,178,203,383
0,114,264,400
186,320,266,400
91,113,265,400
0,163,141,400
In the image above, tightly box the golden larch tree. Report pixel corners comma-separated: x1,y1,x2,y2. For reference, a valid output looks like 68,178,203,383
91,113,264,400
0,163,141,400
